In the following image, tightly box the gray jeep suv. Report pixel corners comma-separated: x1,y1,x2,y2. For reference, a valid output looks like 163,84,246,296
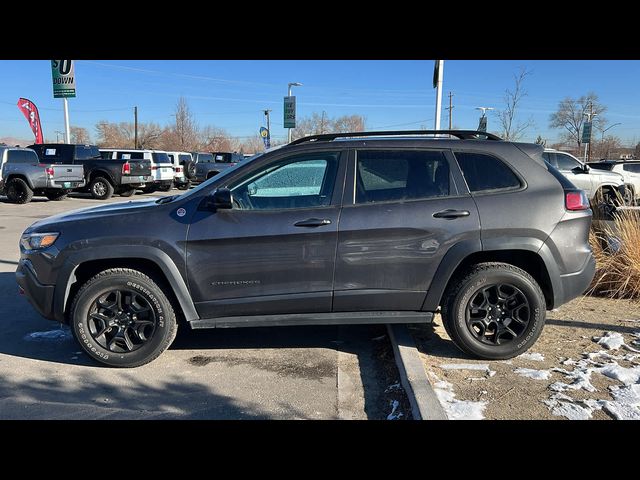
16,130,595,367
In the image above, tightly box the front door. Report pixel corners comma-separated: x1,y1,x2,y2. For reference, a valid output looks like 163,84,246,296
333,148,480,311
186,150,346,319
552,152,593,197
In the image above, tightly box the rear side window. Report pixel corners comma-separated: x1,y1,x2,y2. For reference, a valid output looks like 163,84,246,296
455,152,521,193
75,145,100,160
555,153,582,171
152,152,171,164
117,151,144,160
198,153,214,163
178,154,191,163
6,150,27,163
356,150,449,204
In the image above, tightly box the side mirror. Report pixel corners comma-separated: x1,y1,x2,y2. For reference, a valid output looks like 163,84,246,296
206,188,233,210
583,164,590,173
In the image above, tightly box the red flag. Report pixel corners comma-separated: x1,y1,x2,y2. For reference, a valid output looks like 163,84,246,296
17,97,44,144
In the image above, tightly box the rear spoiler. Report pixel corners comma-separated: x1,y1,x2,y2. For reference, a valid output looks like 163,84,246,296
515,143,545,166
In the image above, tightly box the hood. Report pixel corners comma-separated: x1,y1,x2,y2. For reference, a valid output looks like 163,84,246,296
26,197,162,232
595,169,625,181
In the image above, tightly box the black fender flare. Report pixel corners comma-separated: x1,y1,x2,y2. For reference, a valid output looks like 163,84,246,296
421,236,561,311
53,246,199,323
5,174,35,190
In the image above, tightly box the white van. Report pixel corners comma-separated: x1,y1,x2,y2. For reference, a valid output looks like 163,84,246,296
166,151,192,190
100,149,174,193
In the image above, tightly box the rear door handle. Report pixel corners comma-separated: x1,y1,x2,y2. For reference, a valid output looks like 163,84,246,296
294,218,332,227
433,209,470,219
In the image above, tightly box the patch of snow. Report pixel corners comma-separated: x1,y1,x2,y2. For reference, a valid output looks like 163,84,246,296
431,376,487,420
514,368,551,380
441,363,491,371
467,377,486,381
544,399,594,420
599,363,640,385
561,358,577,366
24,327,72,341
550,366,598,392
593,332,625,350
386,400,404,420
518,352,545,362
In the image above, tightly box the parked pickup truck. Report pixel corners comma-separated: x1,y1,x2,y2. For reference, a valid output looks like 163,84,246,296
186,151,243,185
0,145,85,204
29,144,153,200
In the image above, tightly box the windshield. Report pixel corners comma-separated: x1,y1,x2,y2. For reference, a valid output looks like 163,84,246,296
76,145,101,160
152,152,172,164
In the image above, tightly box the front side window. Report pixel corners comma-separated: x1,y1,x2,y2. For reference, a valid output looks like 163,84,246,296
6,150,26,163
230,152,339,210
75,145,100,160
355,150,449,204
455,152,521,193
555,153,582,171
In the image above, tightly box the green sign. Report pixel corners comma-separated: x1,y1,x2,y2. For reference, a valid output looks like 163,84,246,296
284,96,296,128
582,122,592,144
51,60,76,98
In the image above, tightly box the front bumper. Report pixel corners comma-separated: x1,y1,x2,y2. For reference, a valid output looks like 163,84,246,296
15,259,56,321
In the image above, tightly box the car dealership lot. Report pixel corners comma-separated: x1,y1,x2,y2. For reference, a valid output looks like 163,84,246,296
0,192,407,419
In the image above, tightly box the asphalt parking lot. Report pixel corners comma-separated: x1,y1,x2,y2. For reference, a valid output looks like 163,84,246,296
0,191,406,419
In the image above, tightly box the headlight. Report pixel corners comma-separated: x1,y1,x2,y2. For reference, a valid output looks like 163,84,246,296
20,232,60,251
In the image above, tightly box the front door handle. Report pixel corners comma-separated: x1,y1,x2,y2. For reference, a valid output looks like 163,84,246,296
433,209,470,219
294,218,332,227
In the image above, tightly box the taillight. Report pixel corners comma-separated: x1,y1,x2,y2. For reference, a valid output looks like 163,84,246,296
151,166,157,170
45,167,54,177
176,167,182,173
122,162,131,175
565,190,590,211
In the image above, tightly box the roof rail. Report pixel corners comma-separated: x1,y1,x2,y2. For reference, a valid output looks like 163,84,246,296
288,130,502,146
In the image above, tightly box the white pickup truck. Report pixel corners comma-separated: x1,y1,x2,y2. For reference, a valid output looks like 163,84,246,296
0,145,85,204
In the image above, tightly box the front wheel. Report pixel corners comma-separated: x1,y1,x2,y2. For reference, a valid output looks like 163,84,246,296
441,262,546,360
69,268,177,367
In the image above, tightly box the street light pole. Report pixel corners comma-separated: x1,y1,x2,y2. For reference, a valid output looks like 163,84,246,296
599,122,622,159
287,82,302,143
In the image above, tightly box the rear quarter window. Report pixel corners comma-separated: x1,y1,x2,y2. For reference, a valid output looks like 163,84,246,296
454,152,522,193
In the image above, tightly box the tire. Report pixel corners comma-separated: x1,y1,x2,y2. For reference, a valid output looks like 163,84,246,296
141,185,157,194
623,185,635,206
158,184,172,192
89,177,114,200
44,189,69,201
184,161,196,180
441,262,546,360
5,178,34,204
176,182,190,191
119,187,135,197
206,171,219,180
69,268,178,368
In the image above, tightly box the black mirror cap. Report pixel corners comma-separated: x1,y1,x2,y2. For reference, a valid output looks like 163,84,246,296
210,188,233,210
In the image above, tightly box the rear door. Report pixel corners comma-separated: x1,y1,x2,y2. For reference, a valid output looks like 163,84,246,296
333,148,480,311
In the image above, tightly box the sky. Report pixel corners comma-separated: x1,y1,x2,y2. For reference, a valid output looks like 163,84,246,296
1,60,639,145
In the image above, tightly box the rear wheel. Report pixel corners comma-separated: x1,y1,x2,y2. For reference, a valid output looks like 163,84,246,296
119,187,135,197
89,177,114,200
44,189,69,201
69,268,177,368
142,185,157,194
6,178,34,204
441,262,546,360
176,182,190,191
158,184,172,192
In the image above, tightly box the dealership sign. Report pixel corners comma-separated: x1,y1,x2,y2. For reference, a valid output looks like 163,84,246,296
51,60,76,98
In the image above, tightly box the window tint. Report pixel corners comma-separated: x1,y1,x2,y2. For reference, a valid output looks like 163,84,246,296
152,152,171,164
590,163,614,171
197,153,214,163
116,151,144,160
75,145,100,160
230,152,339,210
541,152,553,165
7,150,26,163
623,163,640,173
555,153,582,171
455,152,521,193
100,151,112,159
23,150,39,163
355,150,449,204
178,154,191,163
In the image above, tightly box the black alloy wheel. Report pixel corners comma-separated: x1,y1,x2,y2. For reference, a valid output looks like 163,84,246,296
465,283,530,346
87,289,157,353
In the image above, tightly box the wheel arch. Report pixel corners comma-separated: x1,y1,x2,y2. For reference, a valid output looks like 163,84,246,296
54,247,199,324
5,174,34,190
89,169,116,185
422,240,557,311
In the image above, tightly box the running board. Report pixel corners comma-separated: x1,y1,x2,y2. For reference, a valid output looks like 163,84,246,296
190,311,433,329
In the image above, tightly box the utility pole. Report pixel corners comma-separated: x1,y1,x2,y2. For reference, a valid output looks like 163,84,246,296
434,60,444,131
263,109,272,133
134,106,138,149
320,111,327,134
445,92,454,130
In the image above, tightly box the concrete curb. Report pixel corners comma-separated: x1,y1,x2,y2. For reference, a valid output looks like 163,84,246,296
387,324,448,420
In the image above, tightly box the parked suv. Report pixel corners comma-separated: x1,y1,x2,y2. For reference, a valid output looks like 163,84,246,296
16,130,595,367
100,149,174,193
542,149,625,208
0,146,85,203
587,160,640,205
166,151,192,190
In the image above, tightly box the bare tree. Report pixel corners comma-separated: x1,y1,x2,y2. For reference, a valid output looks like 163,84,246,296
292,113,366,140
70,126,91,144
238,135,266,154
549,93,607,149
166,97,199,151
333,114,366,133
592,135,622,160
95,121,163,149
635,142,640,160
198,126,237,152
496,68,534,141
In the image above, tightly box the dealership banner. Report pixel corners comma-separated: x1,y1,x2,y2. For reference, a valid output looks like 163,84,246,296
17,97,44,144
